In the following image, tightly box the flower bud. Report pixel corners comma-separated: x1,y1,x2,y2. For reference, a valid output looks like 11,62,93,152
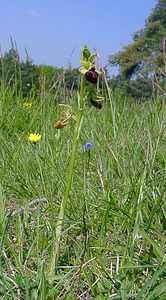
83,47,91,59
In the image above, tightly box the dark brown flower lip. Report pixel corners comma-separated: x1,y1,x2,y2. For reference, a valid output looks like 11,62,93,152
90,98,102,109
85,68,99,84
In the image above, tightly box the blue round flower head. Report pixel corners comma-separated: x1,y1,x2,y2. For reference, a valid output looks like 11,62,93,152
84,142,93,150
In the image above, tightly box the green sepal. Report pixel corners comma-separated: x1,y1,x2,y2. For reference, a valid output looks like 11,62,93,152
92,96,104,102
96,70,102,75
78,66,87,75
80,60,90,69
61,114,71,125
89,53,97,63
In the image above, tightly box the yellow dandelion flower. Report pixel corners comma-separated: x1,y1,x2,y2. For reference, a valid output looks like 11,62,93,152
23,102,32,108
28,133,41,144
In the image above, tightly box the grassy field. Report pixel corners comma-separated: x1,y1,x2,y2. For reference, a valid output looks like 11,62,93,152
0,60,166,299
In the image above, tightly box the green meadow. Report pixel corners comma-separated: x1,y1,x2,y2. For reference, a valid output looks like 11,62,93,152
0,48,166,299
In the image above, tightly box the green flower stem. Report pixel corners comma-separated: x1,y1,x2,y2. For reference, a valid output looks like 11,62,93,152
48,75,86,276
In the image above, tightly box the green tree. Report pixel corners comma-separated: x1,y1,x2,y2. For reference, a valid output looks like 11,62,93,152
64,66,80,90
0,48,19,85
108,0,166,79
20,58,39,97
35,64,63,92
109,74,153,101
0,48,39,97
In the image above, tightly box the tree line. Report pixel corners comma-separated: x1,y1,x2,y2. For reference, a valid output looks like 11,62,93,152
0,0,165,101
108,0,166,100
0,47,80,99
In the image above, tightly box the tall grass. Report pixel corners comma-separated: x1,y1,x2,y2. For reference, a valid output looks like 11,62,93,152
0,47,166,299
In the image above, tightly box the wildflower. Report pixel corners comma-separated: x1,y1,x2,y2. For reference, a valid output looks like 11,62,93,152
28,133,41,144
54,118,67,129
90,98,102,109
84,142,93,150
23,102,32,108
54,113,71,129
85,67,99,85
85,143,93,169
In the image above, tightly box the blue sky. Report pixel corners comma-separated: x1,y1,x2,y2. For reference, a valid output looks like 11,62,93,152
0,0,157,75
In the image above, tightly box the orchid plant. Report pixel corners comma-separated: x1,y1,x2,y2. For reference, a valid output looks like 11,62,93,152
47,45,104,276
